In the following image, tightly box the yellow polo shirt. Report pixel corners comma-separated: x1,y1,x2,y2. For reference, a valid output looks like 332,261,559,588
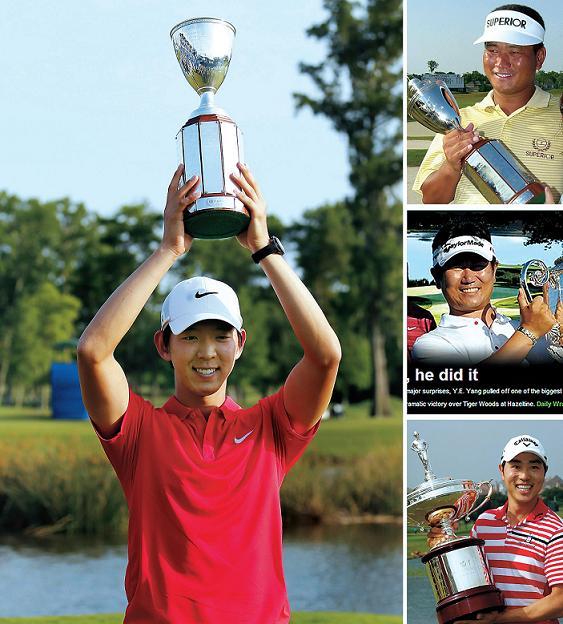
412,87,563,203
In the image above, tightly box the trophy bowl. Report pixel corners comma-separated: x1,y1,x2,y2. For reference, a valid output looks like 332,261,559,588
171,17,250,239
408,433,504,624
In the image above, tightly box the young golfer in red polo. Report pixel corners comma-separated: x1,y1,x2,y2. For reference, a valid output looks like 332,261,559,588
77,163,341,623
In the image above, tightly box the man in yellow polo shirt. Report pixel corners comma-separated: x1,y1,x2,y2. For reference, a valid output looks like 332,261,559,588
412,4,562,204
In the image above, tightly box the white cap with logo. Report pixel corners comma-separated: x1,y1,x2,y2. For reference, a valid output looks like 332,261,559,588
501,434,548,466
474,9,545,46
432,235,496,268
160,276,243,335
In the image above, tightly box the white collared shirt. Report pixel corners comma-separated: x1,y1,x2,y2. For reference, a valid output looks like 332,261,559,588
412,310,517,364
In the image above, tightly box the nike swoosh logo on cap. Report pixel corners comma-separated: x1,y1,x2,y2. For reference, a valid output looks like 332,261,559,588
234,430,254,444
195,291,218,299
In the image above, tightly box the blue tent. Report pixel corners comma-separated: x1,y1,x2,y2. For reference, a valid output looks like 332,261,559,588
51,362,88,420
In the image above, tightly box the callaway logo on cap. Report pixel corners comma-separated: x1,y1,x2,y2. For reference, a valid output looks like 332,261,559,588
432,236,495,268
474,9,545,46
161,276,243,334
501,434,548,466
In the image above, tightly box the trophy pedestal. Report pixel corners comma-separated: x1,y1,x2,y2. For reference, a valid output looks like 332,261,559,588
435,586,504,624
421,537,504,624
463,139,545,205
177,112,249,239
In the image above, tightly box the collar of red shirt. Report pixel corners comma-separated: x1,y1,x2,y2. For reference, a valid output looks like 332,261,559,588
162,395,241,422
494,497,549,524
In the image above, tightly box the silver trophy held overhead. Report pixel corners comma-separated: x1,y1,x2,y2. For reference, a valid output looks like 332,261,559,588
408,78,545,204
171,17,249,239
520,258,563,362
408,432,504,624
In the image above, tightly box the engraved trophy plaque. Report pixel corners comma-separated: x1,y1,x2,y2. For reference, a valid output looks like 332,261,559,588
520,258,563,362
408,78,545,204
408,432,504,624
171,17,249,239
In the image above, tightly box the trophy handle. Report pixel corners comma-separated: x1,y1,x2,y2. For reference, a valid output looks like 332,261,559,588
464,480,493,521
520,259,550,304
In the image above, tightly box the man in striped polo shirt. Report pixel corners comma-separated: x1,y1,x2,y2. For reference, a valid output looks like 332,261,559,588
413,4,562,204
465,435,563,623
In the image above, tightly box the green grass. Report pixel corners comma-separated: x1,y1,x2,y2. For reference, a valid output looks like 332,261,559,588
0,613,401,624
406,135,435,141
0,400,403,532
0,399,402,461
407,149,427,167
310,398,402,458
407,525,472,561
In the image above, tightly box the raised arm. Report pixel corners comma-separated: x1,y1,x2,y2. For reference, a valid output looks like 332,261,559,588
77,166,200,436
232,164,341,434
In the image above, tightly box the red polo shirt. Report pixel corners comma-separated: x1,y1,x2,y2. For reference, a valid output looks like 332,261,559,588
472,499,563,624
97,386,319,623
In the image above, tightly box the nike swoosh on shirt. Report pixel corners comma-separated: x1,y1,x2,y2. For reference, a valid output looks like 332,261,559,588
407,326,417,331
234,430,254,444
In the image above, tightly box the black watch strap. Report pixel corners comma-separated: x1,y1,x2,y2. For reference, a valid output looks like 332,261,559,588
251,236,285,264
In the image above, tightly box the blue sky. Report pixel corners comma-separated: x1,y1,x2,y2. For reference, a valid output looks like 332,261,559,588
407,0,562,75
0,1,352,223
407,421,563,487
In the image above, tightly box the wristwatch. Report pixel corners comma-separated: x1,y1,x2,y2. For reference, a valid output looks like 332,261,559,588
251,236,285,264
516,325,538,346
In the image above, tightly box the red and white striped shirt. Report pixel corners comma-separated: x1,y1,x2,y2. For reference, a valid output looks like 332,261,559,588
472,499,563,624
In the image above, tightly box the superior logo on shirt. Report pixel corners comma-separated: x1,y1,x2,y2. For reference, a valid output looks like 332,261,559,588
527,138,554,160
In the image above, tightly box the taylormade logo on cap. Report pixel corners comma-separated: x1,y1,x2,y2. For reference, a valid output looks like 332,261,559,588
432,236,495,268
473,9,545,46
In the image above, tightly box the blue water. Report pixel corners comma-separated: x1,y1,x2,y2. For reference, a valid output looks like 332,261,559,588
0,523,401,617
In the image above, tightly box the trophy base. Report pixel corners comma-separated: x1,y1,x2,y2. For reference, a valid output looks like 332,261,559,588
184,208,250,240
463,139,545,205
436,586,504,624
508,183,545,205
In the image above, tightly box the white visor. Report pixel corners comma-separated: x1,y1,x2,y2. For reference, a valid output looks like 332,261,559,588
433,236,495,268
474,10,545,46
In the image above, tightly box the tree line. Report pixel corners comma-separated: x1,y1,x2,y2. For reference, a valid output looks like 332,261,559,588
0,191,401,411
0,0,403,415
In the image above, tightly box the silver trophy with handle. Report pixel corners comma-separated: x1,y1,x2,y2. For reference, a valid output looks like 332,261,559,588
171,17,249,239
407,78,545,204
408,432,503,624
520,257,563,362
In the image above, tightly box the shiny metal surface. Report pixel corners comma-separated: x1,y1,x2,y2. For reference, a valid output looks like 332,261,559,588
408,79,543,203
407,78,463,134
171,18,235,95
407,478,480,527
411,431,436,481
177,117,244,214
426,541,494,602
464,139,537,204
520,259,563,361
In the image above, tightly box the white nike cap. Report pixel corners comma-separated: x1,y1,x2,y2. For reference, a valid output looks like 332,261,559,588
432,235,495,268
501,434,548,466
474,9,545,46
161,276,243,334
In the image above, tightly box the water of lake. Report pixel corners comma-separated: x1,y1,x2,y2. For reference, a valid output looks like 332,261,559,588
407,557,437,624
0,523,401,617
